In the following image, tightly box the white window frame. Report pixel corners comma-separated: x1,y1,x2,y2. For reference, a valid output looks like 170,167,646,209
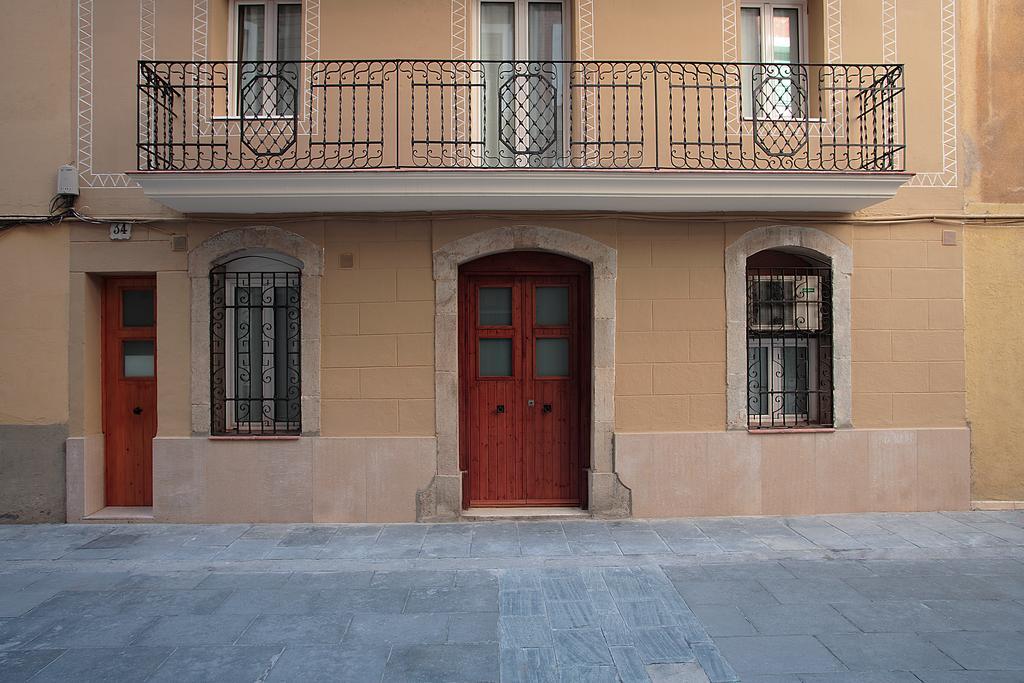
474,0,571,166
227,0,303,119
740,1,810,121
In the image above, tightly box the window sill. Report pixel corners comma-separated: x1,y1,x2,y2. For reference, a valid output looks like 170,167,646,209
208,435,302,440
747,427,835,434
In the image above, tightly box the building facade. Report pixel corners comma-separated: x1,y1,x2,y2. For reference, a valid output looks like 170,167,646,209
0,0,1020,523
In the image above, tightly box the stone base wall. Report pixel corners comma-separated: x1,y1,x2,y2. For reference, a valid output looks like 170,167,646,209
147,436,434,523
616,428,970,518
0,424,68,523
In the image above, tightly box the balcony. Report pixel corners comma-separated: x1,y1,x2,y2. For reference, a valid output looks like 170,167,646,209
132,60,910,213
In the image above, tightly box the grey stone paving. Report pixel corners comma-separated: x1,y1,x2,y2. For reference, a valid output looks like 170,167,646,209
0,511,1022,681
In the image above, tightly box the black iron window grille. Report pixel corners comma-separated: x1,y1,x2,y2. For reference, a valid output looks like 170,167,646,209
210,257,301,435
746,254,833,429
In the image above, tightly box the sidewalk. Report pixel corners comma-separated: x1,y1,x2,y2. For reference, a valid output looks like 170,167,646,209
1,511,1022,681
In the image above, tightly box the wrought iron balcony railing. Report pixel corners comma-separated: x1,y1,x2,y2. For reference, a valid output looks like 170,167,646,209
138,60,904,173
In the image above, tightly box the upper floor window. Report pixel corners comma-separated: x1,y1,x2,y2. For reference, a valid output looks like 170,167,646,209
232,0,302,117
740,1,808,120
479,0,567,166
210,252,302,435
746,248,833,429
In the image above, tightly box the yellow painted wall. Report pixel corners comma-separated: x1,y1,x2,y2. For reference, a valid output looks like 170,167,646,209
0,225,70,425
965,226,1024,501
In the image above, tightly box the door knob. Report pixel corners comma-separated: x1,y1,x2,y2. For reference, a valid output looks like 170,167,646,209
543,404,552,414
496,404,505,414
527,399,535,407
132,406,143,415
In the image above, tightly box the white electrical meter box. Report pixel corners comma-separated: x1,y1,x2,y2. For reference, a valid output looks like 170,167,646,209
57,165,79,196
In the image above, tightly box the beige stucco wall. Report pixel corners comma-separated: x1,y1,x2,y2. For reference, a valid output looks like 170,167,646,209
965,226,1024,502
0,225,70,425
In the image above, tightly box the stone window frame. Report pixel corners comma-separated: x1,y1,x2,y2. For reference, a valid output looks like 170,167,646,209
419,225,630,519
725,225,852,430
189,226,323,435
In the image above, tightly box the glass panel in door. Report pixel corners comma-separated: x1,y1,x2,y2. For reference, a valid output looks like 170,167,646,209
275,3,302,116
768,8,802,119
527,2,564,167
237,4,266,117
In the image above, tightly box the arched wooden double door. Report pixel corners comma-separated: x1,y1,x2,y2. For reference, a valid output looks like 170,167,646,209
459,252,591,508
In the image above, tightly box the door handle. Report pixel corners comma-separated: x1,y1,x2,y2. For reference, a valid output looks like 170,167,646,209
496,404,505,414
132,406,143,415
542,404,553,414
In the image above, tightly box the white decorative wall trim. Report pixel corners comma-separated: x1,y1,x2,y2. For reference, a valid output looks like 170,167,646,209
75,0,135,188
881,0,897,64
576,0,595,60
826,0,843,63
451,0,468,59
905,0,958,188
140,0,156,60
725,225,853,430
191,0,208,61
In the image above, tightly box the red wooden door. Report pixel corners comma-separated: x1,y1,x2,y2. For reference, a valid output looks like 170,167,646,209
459,253,590,507
102,277,157,507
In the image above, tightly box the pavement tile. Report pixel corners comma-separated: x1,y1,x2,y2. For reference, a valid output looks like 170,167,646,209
559,664,619,682
23,571,131,593
541,575,590,601
844,575,1008,601
405,585,498,613
370,569,455,589
691,640,740,682
115,571,212,590
266,644,390,682
777,560,873,579
0,590,58,618
214,588,322,615
922,631,1024,671
740,604,859,635
612,530,672,555
316,587,409,614
236,613,351,645
714,635,843,675
282,570,373,590
147,645,284,683
0,616,60,651
24,647,171,683
912,671,1024,682
553,628,613,666
448,613,500,643
116,589,233,616
547,600,601,629
699,561,796,581
668,579,780,607
500,647,559,683
647,662,716,682
617,599,684,628
832,600,953,632
23,614,157,649
500,616,555,648
134,614,256,646
922,598,1024,631
196,572,291,591
344,613,449,646
631,627,694,665
0,648,65,681
689,605,757,637
798,674,921,682
758,578,869,604
500,589,546,616
383,643,499,682
609,645,649,682
818,633,960,672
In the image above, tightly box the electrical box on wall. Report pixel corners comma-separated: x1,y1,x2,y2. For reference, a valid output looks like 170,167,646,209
57,165,79,196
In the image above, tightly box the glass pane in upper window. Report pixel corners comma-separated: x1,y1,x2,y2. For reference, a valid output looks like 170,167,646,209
480,2,514,60
535,287,569,326
276,3,302,116
529,3,563,61
536,338,569,377
123,340,155,378
237,4,265,61
740,7,762,119
122,289,154,327
479,338,513,377
771,8,800,63
479,287,513,326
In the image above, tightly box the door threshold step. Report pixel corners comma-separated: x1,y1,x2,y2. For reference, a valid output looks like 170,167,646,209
462,506,590,521
82,506,155,522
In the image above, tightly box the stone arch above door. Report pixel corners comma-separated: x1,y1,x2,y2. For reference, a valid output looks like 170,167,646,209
418,226,630,520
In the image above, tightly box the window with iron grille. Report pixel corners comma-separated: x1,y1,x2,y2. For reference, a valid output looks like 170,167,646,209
746,249,833,428
210,253,301,435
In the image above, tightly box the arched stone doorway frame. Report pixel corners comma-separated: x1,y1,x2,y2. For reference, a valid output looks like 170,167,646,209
725,224,853,430
419,226,631,519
